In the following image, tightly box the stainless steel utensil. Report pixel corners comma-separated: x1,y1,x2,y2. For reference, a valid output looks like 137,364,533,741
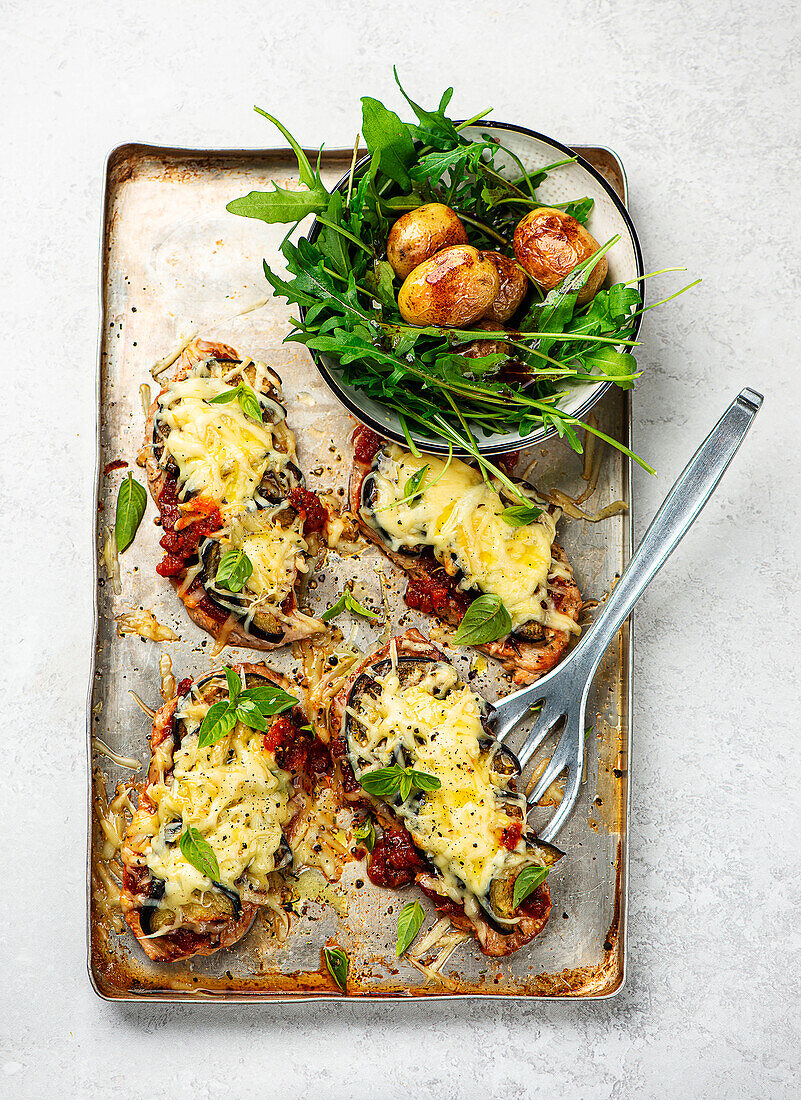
492,387,763,842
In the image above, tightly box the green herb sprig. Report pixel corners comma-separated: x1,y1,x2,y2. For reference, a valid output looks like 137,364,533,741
197,666,298,748
359,764,441,802
452,593,512,645
321,585,379,622
209,382,263,422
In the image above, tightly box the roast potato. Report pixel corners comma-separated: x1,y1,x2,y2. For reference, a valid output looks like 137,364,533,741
386,203,469,280
461,319,509,362
480,252,529,322
398,245,500,327
513,207,607,305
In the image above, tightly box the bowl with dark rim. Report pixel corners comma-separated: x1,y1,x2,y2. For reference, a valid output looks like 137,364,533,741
303,121,644,456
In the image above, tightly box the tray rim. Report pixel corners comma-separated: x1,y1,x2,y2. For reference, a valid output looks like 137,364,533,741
86,142,634,1002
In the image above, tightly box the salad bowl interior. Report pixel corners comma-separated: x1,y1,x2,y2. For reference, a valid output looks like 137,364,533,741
305,121,644,456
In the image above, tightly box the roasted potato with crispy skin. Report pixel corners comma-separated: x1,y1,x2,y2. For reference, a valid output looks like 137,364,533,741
461,319,508,362
513,208,607,304
386,203,469,280
480,252,529,322
398,245,500,327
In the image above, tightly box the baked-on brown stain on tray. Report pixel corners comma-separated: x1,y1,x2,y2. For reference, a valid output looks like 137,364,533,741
89,145,632,1000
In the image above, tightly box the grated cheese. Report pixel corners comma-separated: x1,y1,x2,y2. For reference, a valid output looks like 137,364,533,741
362,445,576,634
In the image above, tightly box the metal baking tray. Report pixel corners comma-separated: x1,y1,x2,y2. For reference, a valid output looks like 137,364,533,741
88,143,633,1000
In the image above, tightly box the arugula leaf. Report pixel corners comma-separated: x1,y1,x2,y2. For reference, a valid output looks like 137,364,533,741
320,587,379,622
393,69,460,149
317,190,351,277
354,818,376,852
396,900,425,956
179,826,221,881
227,186,327,225
323,945,348,992
452,594,512,645
197,701,237,749
215,549,253,593
361,96,415,189
226,108,329,224
364,260,397,309
512,864,550,909
564,197,594,224
581,346,638,389
501,504,543,527
115,472,147,553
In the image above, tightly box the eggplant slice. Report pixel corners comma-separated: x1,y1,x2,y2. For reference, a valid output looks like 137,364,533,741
349,432,583,685
120,663,302,962
331,629,563,957
145,339,325,650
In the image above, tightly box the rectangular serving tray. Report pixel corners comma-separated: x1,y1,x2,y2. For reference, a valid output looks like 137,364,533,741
88,144,633,1000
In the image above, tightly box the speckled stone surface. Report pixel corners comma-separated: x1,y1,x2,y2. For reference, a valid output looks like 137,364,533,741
2,1,800,1096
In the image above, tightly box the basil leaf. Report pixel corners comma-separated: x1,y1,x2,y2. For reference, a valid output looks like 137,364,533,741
501,505,543,527
197,701,236,749
354,819,375,852
223,666,242,703
320,591,348,623
344,591,379,620
399,772,413,802
404,464,429,504
236,384,263,421
321,588,378,622
323,945,348,992
235,699,267,731
408,770,441,793
396,900,425,957
452,594,512,645
115,472,147,553
179,826,220,881
215,549,253,593
512,864,550,909
208,387,239,405
359,765,404,799
237,684,298,716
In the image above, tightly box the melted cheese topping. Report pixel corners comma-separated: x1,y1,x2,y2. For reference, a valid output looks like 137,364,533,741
205,509,308,627
142,701,293,911
348,664,526,916
362,446,564,632
157,369,288,516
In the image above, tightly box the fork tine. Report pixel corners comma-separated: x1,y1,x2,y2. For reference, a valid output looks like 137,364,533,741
526,738,571,808
538,761,584,844
516,701,564,767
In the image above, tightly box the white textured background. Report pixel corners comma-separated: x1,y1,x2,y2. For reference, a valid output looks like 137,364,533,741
2,1,800,1097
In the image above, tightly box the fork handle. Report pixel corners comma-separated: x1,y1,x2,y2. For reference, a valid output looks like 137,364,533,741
571,387,763,671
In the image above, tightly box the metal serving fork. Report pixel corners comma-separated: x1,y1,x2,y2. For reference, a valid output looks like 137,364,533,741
491,387,763,843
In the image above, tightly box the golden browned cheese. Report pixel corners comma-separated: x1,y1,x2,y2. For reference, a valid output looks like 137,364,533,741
398,245,500,327
513,207,607,304
386,203,468,280
480,252,529,322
